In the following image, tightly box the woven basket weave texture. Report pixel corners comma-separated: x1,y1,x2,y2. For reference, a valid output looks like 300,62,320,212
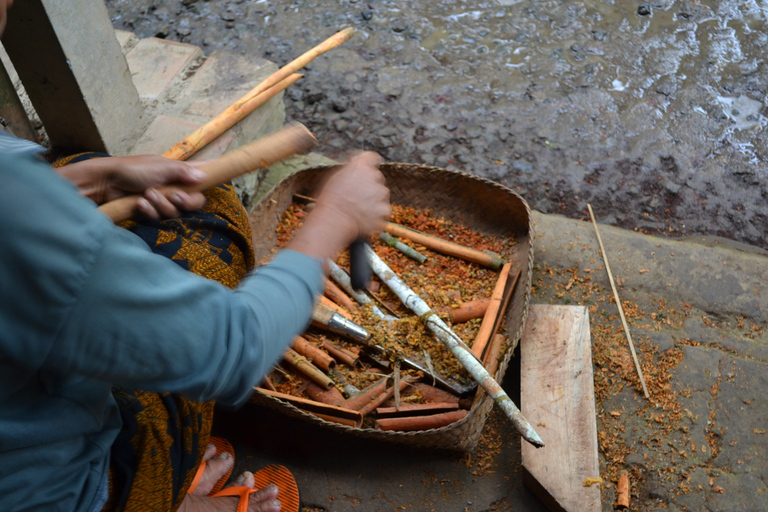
247,163,534,452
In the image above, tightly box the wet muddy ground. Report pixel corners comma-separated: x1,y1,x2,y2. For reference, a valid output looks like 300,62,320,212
105,0,768,247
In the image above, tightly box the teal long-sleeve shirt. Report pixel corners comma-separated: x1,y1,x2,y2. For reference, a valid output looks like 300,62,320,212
0,140,324,511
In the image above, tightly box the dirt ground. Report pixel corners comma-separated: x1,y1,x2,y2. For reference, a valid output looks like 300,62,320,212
105,0,768,249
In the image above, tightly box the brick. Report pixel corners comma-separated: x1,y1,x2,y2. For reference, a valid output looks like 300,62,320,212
126,38,202,100
131,115,234,161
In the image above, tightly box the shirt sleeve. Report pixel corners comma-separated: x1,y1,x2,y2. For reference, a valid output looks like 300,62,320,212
1,150,324,407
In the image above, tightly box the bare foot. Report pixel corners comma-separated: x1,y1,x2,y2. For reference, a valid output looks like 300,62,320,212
190,443,234,496
178,476,281,512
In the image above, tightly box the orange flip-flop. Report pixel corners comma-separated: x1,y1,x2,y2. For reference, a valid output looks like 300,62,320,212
188,436,235,496
212,464,300,512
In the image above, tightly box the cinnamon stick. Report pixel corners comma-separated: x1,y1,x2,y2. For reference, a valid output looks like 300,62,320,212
283,348,334,389
318,295,352,319
358,376,417,417
482,333,508,377
255,388,362,428
99,124,316,222
439,298,491,324
292,336,336,372
384,222,505,269
616,471,629,509
325,279,358,312
471,264,520,359
319,340,361,368
375,409,468,432
305,382,345,407
163,26,354,161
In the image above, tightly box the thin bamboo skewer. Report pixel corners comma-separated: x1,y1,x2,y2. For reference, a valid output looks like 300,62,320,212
364,245,545,447
587,204,650,399
163,26,354,160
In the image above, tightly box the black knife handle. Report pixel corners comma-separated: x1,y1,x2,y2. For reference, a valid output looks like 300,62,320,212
349,238,370,291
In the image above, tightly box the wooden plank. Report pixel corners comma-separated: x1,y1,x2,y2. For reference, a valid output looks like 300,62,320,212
521,305,600,512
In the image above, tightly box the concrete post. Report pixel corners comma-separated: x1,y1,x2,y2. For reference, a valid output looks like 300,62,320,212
1,0,144,155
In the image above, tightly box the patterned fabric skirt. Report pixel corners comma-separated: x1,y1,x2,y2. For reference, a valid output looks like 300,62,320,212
53,153,255,512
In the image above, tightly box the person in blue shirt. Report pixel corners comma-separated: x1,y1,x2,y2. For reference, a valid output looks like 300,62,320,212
0,3,391,511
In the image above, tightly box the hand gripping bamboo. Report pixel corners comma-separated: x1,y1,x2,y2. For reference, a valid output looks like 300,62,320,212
364,245,545,447
98,123,317,223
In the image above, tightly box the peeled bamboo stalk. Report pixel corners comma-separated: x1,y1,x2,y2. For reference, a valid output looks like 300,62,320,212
164,26,354,160
375,409,468,432
384,222,506,269
292,336,336,372
100,123,316,222
365,245,544,447
283,348,334,389
255,387,362,428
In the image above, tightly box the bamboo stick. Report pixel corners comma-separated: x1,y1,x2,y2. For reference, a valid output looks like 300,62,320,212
163,26,354,160
365,245,544,447
588,204,650,399
283,348,334,389
471,264,520,359
325,278,358,312
375,409,468,431
99,123,316,222
379,232,428,263
292,336,336,372
384,222,506,269
255,387,362,428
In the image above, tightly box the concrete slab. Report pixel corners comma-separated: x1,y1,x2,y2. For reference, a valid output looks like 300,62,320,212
130,115,234,161
125,37,202,101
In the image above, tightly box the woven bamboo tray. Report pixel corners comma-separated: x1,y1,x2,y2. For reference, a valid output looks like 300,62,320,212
247,162,534,452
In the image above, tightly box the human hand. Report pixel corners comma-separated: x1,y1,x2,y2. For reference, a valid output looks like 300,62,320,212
57,155,207,220
285,151,390,264
313,151,391,240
